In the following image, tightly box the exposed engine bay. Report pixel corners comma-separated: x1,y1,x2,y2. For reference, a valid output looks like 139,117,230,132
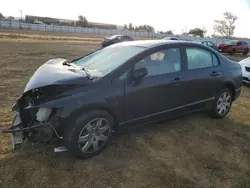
1,87,68,149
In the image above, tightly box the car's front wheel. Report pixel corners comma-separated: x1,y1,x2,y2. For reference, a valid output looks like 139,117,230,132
64,110,114,159
210,88,233,118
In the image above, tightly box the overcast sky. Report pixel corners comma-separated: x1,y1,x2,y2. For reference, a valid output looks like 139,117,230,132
1,0,250,37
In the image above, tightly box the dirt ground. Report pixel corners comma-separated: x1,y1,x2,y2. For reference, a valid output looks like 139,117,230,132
0,34,250,188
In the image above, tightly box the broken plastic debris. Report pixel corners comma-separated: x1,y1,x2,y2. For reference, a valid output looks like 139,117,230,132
54,146,68,153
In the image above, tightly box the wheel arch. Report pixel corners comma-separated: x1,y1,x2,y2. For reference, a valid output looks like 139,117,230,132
223,82,236,101
70,103,119,129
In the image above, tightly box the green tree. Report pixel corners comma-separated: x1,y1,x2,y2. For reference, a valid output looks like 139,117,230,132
159,30,173,35
213,12,238,38
135,25,155,32
124,24,128,29
78,15,88,27
188,28,205,37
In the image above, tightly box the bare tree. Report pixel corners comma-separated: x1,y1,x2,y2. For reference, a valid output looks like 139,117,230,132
213,12,238,38
202,26,207,37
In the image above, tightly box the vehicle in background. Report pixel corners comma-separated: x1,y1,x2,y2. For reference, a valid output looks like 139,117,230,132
1,40,242,159
194,41,219,51
217,40,249,55
162,37,179,40
101,34,134,47
238,57,250,84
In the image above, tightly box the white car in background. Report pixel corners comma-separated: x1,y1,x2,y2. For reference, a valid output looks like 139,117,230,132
238,57,250,84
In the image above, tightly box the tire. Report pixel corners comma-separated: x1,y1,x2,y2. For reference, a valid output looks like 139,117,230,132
63,110,114,159
209,88,233,119
230,48,236,55
243,48,249,56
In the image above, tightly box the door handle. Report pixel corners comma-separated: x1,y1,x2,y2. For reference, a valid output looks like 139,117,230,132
210,71,221,76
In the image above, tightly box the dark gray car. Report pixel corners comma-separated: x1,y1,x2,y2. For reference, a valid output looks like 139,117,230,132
1,40,242,159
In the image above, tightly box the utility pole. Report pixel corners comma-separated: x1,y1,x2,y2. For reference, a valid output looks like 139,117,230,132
19,9,23,29
20,9,23,22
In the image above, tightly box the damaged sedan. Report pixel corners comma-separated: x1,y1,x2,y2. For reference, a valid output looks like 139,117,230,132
1,40,242,159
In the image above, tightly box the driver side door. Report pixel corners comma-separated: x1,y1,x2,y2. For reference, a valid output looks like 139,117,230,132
123,47,186,126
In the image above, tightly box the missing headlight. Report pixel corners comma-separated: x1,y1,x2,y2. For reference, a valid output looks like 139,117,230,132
36,108,52,122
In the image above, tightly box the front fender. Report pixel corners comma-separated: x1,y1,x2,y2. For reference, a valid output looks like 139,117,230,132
36,93,115,119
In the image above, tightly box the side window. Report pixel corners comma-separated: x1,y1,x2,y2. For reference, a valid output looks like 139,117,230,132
117,36,122,40
202,42,208,46
123,36,132,41
207,42,214,47
186,48,213,70
135,48,181,77
212,54,219,66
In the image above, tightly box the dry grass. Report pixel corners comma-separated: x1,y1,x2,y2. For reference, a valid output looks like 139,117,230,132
0,37,250,188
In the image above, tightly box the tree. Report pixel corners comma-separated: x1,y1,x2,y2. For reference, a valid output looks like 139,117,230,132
135,25,155,32
159,30,173,35
78,15,84,21
188,28,205,37
213,12,238,38
124,24,128,29
78,15,88,27
202,27,207,37
7,16,14,21
128,23,134,30
0,13,4,19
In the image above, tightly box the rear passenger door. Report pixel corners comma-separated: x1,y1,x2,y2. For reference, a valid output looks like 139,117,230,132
183,47,224,109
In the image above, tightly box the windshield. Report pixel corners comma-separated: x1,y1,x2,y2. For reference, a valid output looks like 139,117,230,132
226,40,237,45
72,45,145,76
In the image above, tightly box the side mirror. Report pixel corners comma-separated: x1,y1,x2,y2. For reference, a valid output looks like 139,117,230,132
132,67,148,81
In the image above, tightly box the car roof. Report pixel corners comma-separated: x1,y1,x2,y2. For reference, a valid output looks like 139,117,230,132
112,39,193,48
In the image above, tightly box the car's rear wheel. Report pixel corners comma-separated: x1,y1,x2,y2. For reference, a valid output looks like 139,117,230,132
230,48,236,55
63,110,114,159
210,88,233,118
243,48,249,56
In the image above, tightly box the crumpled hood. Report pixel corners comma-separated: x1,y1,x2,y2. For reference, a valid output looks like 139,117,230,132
24,58,94,93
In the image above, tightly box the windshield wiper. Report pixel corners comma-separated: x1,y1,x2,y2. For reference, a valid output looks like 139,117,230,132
62,61,79,68
82,67,93,80
63,61,93,79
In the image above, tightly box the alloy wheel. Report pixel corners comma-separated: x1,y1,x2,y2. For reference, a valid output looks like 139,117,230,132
78,118,111,153
216,92,231,116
